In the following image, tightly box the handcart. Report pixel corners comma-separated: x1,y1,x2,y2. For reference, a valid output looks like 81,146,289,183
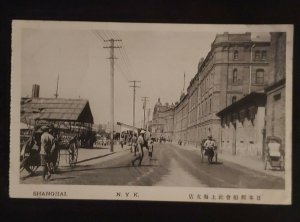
264,136,284,170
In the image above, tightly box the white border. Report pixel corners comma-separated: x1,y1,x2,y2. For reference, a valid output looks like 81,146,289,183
10,20,293,204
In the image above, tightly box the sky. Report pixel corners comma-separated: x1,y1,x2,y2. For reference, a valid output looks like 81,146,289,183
20,25,269,126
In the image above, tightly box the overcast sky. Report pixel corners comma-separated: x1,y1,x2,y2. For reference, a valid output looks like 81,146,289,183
20,26,270,126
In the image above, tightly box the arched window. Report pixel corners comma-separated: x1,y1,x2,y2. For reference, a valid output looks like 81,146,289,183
232,96,237,104
233,69,238,84
233,50,238,60
256,69,264,84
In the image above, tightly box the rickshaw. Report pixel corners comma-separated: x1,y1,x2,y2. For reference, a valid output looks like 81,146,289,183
200,139,218,164
20,120,82,175
264,136,284,170
20,125,60,175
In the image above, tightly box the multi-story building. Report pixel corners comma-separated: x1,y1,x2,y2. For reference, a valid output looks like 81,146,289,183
173,93,189,144
150,98,174,140
195,32,271,146
216,32,287,160
152,32,277,149
187,73,200,146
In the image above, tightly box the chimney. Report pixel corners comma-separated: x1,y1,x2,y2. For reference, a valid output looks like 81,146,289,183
32,84,40,98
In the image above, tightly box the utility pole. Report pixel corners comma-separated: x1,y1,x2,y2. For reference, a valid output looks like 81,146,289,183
147,108,151,131
129,81,141,130
54,75,59,98
104,38,122,152
141,96,149,129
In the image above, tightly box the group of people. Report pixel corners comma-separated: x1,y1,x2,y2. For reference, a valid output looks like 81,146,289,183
131,129,154,167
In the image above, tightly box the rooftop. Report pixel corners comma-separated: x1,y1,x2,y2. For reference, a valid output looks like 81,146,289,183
21,97,94,124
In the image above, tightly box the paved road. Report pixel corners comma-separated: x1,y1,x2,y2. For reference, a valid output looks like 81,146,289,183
20,143,284,189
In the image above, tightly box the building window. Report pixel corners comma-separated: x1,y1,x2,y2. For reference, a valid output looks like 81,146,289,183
262,50,267,60
274,93,281,101
232,69,238,84
255,69,264,84
254,50,260,60
233,50,238,60
232,96,237,104
209,98,212,113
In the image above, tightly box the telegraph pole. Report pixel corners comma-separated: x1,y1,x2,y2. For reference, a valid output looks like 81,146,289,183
141,96,149,129
147,108,151,131
104,38,122,152
54,75,59,98
129,81,141,130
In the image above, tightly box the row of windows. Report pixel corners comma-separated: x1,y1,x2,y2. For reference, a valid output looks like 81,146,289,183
232,68,265,84
233,50,267,60
180,97,214,126
254,50,267,60
190,91,198,108
199,98,213,118
189,109,197,124
200,73,214,96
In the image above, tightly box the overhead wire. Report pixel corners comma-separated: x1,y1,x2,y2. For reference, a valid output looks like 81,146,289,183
91,29,137,83
110,30,136,78
104,30,133,80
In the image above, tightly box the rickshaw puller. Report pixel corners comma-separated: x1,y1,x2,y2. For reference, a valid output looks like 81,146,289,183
40,125,56,181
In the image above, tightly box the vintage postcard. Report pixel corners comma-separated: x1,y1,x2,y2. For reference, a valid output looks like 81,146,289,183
10,20,293,204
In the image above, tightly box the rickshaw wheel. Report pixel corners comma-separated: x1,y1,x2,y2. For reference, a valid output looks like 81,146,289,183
20,153,39,175
28,165,38,174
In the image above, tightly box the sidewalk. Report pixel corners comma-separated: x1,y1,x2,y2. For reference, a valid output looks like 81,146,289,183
59,143,131,167
172,142,285,179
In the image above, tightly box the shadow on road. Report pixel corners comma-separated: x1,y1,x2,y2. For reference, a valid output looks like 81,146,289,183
49,176,75,181
76,153,115,164
87,147,111,150
54,164,160,175
211,161,223,165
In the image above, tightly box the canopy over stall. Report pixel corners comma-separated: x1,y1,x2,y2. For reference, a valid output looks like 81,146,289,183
21,97,94,128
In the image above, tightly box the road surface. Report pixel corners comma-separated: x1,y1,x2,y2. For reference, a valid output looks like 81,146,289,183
20,143,284,189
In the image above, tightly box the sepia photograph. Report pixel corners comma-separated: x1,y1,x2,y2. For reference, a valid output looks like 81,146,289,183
10,21,293,204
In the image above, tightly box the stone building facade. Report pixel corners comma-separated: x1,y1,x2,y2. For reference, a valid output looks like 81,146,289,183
151,32,286,155
217,92,266,160
195,32,271,146
265,32,286,152
173,93,189,144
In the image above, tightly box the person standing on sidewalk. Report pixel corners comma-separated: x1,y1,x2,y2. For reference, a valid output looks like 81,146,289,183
131,130,145,167
40,125,56,182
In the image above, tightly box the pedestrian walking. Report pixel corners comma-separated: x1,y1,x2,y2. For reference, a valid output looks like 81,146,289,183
131,133,137,153
40,125,56,181
120,136,124,149
131,130,145,167
148,139,154,159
